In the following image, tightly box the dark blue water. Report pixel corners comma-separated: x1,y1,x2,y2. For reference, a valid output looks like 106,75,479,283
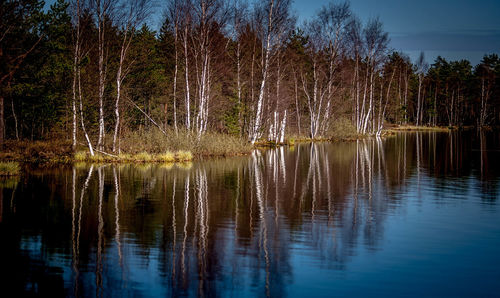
1,131,500,297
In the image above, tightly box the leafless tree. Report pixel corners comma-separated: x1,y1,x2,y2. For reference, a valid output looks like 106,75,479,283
71,0,94,155
190,0,229,138
249,0,293,144
360,18,389,134
302,1,350,138
94,0,114,150
112,0,150,153
415,52,428,126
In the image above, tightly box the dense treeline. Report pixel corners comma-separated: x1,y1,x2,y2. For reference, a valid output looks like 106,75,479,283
1,0,499,154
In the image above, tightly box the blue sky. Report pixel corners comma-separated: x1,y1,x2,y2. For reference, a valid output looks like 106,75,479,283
293,0,500,65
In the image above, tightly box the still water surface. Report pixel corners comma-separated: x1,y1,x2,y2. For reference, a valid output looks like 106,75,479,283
1,131,500,297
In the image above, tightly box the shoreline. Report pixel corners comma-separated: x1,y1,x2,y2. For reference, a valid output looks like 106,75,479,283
0,125,464,166
385,125,453,133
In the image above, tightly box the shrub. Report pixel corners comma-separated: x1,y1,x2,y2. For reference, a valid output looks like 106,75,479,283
88,154,106,163
175,150,193,161
117,153,132,161
0,162,20,176
134,152,153,162
158,151,175,162
74,151,87,162
328,117,359,139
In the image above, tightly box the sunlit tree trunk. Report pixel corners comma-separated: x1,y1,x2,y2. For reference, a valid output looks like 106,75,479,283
71,0,93,155
293,69,301,135
172,2,180,135
278,110,287,143
78,64,94,156
95,0,112,151
250,0,274,144
113,0,148,153
182,21,191,130
362,62,374,134
416,73,423,126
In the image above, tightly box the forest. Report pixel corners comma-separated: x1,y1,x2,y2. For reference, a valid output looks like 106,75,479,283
1,0,499,157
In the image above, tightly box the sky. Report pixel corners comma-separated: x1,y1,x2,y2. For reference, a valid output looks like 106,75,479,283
46,0,500,65
293,0,500,65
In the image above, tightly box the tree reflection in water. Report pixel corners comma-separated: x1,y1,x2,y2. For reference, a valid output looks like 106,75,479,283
1,131,500,296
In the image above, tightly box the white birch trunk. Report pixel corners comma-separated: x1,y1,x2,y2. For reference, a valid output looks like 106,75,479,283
362,65,374,134
173,17,179,135
183,23,191,130
278,110,287,143
96,0,107,150
416,73,422,126
250,0,274,145
78,66,94,156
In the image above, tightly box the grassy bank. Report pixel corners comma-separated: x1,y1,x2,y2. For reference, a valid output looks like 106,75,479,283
385,125,452,133
117,129,251,157
74,150,194,163
0,140,74,163
0,129,252,164
0,162,20,176
257,117,362,147
2,121,456,165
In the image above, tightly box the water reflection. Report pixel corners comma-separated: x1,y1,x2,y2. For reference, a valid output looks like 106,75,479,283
1,131,500,296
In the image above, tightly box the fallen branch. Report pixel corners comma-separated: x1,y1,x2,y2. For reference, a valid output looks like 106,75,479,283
77,142,118,158
127,98,167,136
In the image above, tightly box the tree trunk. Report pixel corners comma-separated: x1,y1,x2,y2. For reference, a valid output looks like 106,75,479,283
236,41,242,135
112,76,121,153
250,0,274,145
279,110,287,143
78,64,94,156
97,0,107,151
72,55,78,149
362,65,374,134
416,74,422,126
172,14,179,135
293,70,301,135
183,23,191,130
10,96,18,140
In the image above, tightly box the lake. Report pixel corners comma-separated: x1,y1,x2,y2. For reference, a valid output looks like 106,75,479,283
1,131,500,297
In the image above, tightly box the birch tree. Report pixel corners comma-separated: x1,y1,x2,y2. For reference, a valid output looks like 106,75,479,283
94,0,113,150
347,17,364,133
415,52,428,126
249,0,293,144
267,7,294,143
71,0,95,155
361,18,388,134
179,0,192,130
317,1,351,135
167,0,182,135
301,20,329,139
230,0,248,135
191,0,228,138
112,0,149,153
